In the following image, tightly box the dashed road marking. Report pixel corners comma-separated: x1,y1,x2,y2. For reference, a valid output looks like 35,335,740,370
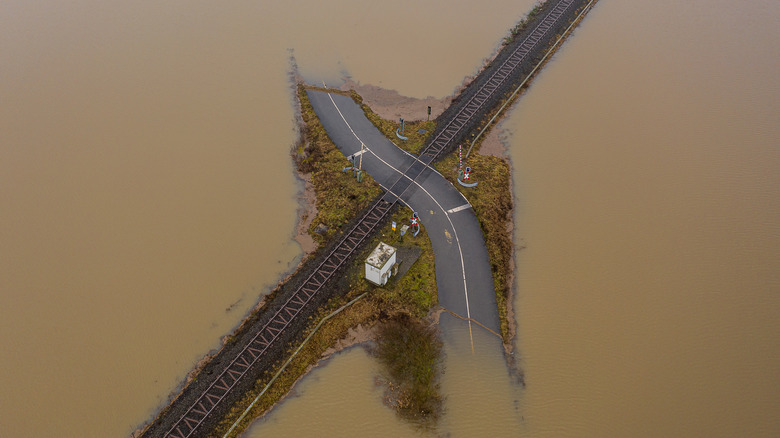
446,204,472,214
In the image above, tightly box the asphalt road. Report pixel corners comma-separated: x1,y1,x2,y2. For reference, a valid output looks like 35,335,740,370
307,90,500,335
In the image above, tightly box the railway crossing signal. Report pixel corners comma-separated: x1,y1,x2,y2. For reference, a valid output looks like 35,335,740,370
396,118,409,141
457,140,478,187
410,212,421,237
342,153,364,182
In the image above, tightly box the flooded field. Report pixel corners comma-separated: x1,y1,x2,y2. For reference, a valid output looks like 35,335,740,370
1,0,778,436
508,0,780,435
0,0,533,436
252,0,780,437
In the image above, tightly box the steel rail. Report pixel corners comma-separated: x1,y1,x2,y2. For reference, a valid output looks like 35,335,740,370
419,0,576,164
165,198,394,438
465,0,597,161
380,0,576,207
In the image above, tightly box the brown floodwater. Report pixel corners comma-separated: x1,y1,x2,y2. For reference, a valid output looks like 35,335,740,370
0,0,534,436
508,0,780,436
2,0,777,436
249,0,780,437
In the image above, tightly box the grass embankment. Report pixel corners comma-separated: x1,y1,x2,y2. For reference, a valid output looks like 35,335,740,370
295,84,383,247
434,151,513,342
210,87,443,437
373,314,443,425
503,1,544,46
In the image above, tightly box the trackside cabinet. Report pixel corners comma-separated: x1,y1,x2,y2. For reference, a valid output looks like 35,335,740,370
365,242,397,286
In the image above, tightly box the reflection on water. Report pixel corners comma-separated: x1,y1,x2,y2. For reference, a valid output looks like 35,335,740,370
246,348,420,437
246,316,522,438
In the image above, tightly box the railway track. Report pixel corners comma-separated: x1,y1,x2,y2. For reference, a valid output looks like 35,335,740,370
421,0,576,162
144,0,585,436
379,0,577,207
164,199,393,438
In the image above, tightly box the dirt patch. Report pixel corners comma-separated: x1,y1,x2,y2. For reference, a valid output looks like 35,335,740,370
503,159,521,353
478,121,511,159
322,323,377,358
293,172,318,258
340,79,451,122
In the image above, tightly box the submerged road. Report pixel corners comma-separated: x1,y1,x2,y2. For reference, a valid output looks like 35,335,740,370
307,90,501,335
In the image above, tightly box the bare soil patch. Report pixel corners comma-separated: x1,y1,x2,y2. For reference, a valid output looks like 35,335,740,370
340,79,451,122
292,172,317,257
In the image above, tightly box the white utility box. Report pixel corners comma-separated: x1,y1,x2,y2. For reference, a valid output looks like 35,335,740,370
365,242,397,286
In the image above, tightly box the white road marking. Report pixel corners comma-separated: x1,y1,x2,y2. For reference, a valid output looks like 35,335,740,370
389,140,471,208
447,204,472,214
324,92,473,321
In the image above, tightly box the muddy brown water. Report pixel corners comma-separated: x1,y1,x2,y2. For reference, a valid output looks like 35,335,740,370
1,0,778,436
507,0,780,436
0,0,533,436
249,0,780,437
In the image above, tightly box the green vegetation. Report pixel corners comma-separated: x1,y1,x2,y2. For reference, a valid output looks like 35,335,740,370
295,84,383,246
434,151,514,342
424,0,594,342
213,204,443,437
211,295,384,438
373,314,443,426
431,0,600,343
346,87,515,344
166,4,599,433
345,205,438,318
503,1,545,46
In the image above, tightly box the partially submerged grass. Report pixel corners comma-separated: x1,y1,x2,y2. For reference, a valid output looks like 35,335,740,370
435,150,514,343
503,1,545,46
210,296,383,438
372,314,443,427
295,84,383,246
425,0,595,344
160,1,601,432
213,204,442,437
339,207,444,427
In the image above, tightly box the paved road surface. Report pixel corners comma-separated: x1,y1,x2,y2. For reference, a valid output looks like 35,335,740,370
307,90,500,335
